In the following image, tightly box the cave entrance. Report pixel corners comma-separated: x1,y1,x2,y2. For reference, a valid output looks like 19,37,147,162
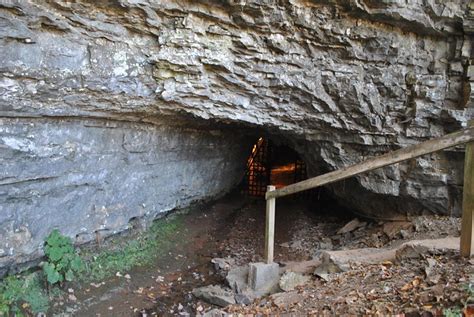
242,137,307,197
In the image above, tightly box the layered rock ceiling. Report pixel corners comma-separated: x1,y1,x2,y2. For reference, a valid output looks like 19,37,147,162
0,0,473,272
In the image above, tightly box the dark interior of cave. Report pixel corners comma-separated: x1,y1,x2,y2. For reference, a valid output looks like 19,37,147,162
239,136,356,220
241,137,307,197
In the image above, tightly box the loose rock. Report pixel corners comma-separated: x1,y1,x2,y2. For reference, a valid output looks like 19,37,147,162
279,272,310,291
192,285,236,307
337,219,366,235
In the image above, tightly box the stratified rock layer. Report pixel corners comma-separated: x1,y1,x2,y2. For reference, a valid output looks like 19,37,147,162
0,0,473,271
0,117,253,272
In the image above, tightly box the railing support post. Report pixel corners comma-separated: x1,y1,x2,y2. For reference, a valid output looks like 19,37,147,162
461,120,474,257
265,185,276,264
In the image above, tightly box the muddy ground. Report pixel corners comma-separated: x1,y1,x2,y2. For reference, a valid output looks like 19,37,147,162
56,193,472,316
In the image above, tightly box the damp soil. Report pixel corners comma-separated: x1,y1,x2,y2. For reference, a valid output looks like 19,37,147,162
56,191,466,316
57,192,348,316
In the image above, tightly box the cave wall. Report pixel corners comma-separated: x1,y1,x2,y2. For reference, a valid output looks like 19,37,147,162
0,0,473,270
0,117,252,272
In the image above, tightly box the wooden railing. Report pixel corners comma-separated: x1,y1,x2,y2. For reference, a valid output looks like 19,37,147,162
264,121,474,263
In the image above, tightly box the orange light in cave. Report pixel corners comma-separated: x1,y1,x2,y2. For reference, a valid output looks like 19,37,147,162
270,162,297,189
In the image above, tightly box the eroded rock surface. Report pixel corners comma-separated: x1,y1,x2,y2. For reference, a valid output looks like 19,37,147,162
0,0,473,270
0,118,252,272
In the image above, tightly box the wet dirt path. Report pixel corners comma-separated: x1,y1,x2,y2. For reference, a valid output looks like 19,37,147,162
57,192,467,316
67,193,331,316
71,196,244,316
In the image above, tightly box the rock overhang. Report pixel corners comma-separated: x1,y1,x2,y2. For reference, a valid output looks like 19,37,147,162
0,0,472,271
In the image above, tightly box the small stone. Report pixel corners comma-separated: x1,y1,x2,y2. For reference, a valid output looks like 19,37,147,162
337,218,365,235
400,229,411,239
234,293,252,305
279,271,310,291
289,240,303,250
383,221,412,239
192,285,236,307
419,292,431,304
270,291,304,309
318,238,333,250
202,308,227,317
211,258,235,271
68,294,77,302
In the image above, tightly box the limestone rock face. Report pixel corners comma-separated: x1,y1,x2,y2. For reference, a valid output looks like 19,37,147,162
0,0,472,271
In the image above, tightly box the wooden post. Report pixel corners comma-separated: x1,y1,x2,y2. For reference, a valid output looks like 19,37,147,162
265,185,276,264
461,120,474,257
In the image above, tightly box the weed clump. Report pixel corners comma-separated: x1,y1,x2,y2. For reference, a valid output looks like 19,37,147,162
43,229,84,285
83,213,183,281
0,213,184,315
0,274,49,316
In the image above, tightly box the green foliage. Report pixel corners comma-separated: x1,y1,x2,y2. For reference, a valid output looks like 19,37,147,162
443,282,474,317
83,214,183,282
0,273,49,315
467,282,474,299
43,229,84,285
443,307,462,317
0,214,183,315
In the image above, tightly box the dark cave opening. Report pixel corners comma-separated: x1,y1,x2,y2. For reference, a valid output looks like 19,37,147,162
238,135,358,220
241,137,307,197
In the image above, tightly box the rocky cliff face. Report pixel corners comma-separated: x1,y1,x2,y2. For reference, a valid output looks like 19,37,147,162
0,0,473,272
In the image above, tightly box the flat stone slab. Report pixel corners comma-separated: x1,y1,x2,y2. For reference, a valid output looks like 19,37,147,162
315,237,459,275
395,237,459,259
280,259,321,274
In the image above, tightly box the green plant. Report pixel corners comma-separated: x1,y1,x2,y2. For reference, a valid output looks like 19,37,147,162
443,282,474,317
0,273,49,315
43,229,84,285
443,307,462,317
82,213,183,282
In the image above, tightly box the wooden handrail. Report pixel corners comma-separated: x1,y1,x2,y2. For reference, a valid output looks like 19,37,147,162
266,127,474,200
264,123,474,263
